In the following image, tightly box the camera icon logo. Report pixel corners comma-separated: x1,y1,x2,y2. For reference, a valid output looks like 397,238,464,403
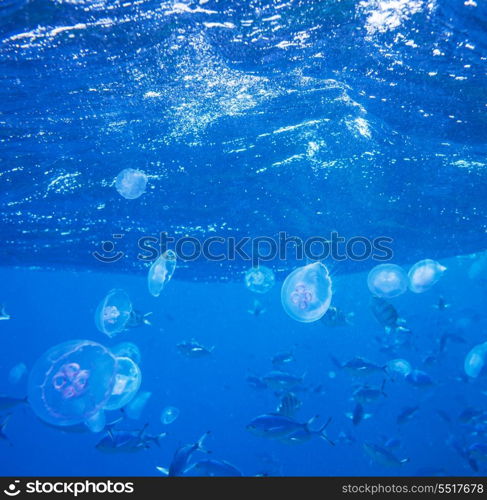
4,480,20,497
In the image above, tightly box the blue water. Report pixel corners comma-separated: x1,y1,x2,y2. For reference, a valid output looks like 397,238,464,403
0,0,486,477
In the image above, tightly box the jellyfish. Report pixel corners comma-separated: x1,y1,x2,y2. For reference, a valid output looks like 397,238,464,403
111,342,141,364
115,168,148,200
464,342,487,378
386,358,412,377
8,362,27,385
85,411,106,433
28,340,117,426
244,266,275,294
367,264,408,298
160,406,180,425
103,356,142,411
95,289,133,337
408,259,446,293
148,250,177,297
125,391,152,420
281,262,332,323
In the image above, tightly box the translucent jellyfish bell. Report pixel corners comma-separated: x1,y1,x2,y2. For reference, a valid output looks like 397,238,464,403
111,342,141,365
367,264,408,298
408,259,446,293
281,262,332,323
95,289,133,337
160,406,180,425
28,340,117,426
244,266,275,294
103,357,142,411
464,342,487,378
115,168,148,200
386,358,412,377
148,250,177,297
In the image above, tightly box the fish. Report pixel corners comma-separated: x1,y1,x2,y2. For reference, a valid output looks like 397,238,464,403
272,351,295,367
438,331,466,353
275,393,302,418
248,299,266,317
156,432,210,477
321,306,354,327
332,356,387,376
126,310,152,328
458,408,485,425
433,296,451,311
0,305,10,320
279,416,334,446
0,414,12,446
370,297,409,334
346,403,372,426
405,370,434,388
186,459,243,477
363,442,409,467
246,375,267,390
262,371,305,392
352,381,387,404
396,406,420,425
96,425,166,453
468,443,487,461
177,340,214,358
0,396,27,412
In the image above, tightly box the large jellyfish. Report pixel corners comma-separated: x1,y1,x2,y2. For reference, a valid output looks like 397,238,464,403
367,264,408,298
244,266,275,294
115,168,148,200
281,262,332,323
112,342,141,364
95,289,133,337
103,356,142,411
148,250,177,297
28,340,117,426
464,342,487,378
408,259,446,293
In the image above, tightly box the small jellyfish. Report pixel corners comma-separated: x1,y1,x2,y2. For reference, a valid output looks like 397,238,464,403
464,342,487,378
367,264,408,298
95,289,133,337
115,168,148,200
281,262,332,323
160,406,180,425
111,342,141,365
8,362,27,385
148,250,177,297
103,357,142,411
244,266,275,294
125,391,152,420
386,358,412,377
408,259,446,293
28,340,117,426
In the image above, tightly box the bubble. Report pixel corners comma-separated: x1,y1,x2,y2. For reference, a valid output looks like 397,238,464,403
103,357,142,411
386,358,412,377
281,262,332,323
115,168,148,200
28,340,117,426
244,266,275,294
148,250,177,297
95,289,133,337
408,259,446,293
160,406,180,425
367,264,408,298
464,342,487,378
111,342,141,365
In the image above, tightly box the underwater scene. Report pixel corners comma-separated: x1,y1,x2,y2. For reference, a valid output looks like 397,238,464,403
1,0,486,479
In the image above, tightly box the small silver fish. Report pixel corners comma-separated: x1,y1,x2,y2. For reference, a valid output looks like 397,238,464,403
0,305,10,321
363,442,409,467
126,310,152,328
262,371,305,391
186,459,243,477
177,340,214,358
96,425,165,453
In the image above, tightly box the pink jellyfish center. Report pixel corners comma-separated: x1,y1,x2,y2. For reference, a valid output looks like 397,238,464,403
103,305,120,324
290,283,313,310
52,362,90,399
